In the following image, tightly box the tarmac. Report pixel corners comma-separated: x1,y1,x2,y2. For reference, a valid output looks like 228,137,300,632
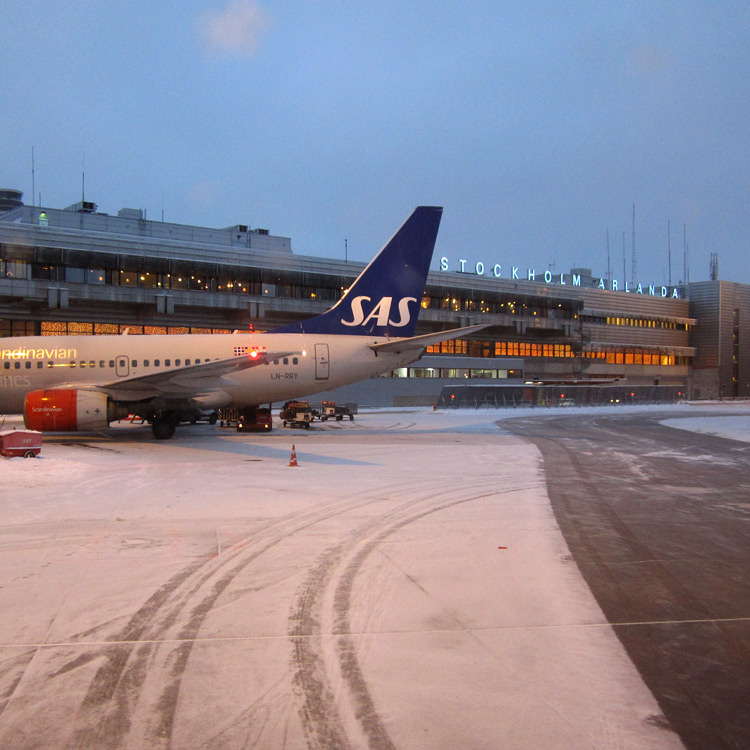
0,406,748,749
502,409,750,750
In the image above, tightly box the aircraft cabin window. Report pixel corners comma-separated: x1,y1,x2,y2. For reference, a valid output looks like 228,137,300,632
154,359,160,366
26,362,31,369
3,362,8,369
175,359,181,366
37,362,43,369
80,362,86,368
89,361,95,368
132,360,138,367
185,359,190,365
99,360,105,368
283,357,289,365
165,359,171,366
69,362,76,368
293,357,298,365
144,359,150,367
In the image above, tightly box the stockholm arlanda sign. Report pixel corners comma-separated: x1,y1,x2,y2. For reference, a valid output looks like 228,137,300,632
439,257,681,298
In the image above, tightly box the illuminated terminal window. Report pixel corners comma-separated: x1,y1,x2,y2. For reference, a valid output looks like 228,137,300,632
39,321,232,336
383,367,521,380
584,348,679,366
87,269,106,284
604,315,689,331
426,340,577,359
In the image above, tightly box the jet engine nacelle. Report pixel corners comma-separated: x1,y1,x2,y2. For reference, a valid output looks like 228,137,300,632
24,389,126,432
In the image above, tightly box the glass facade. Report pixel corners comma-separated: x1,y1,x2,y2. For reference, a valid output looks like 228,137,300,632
1,221,696,392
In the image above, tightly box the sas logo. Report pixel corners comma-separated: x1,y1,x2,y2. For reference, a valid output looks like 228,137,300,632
340,296,417,328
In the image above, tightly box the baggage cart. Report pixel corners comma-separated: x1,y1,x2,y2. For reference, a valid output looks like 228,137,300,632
0,430,42,458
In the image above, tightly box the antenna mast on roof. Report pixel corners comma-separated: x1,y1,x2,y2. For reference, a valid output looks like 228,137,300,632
606,229,611,285
631,203,637,285
31,146,35,207
667,220,672,286
710,252,718,281
81,152,85,203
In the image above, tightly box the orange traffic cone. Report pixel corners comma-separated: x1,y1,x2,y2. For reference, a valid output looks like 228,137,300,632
289,444,298,467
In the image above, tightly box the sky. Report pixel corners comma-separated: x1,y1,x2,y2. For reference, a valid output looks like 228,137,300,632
2,1,749,286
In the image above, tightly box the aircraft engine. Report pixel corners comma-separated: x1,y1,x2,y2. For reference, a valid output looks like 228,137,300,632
23,389,127,432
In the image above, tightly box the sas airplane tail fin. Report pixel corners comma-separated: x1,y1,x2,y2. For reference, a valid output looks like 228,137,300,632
273,206,442,337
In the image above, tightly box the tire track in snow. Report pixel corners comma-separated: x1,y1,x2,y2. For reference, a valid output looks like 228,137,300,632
59,493,396,749
288,476,536,750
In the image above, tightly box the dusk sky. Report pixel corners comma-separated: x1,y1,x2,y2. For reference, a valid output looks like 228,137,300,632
3,1,749,285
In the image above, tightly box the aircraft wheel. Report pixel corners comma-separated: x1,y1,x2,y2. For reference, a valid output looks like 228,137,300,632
24,450,37,458
152,415,176,440
208,412,218,425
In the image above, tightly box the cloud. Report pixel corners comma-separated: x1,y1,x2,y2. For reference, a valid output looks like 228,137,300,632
200,0,270,57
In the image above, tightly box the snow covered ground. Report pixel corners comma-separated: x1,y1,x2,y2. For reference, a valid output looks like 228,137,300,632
1,403,747,749
660,407,750,443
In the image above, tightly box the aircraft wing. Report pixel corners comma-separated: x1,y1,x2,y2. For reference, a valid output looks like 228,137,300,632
77,350,298,402
368,324,492,354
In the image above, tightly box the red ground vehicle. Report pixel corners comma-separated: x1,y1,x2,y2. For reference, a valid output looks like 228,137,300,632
237,406,272,432
219,406,273,432
0,429,42,458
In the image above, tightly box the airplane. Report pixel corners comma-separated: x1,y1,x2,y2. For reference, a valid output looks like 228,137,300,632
0,206,488,439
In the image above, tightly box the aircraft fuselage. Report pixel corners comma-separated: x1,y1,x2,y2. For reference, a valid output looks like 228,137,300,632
0,332,418,415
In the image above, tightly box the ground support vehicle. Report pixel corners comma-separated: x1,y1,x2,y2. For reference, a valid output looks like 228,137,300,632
192,410,218,424
280,401,313,429
0,429,42,458
218,406,273,432
318,400,337,420
334,402,357,421
315,401,357,422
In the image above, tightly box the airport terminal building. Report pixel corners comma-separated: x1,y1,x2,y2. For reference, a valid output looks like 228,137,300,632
1,188,748,406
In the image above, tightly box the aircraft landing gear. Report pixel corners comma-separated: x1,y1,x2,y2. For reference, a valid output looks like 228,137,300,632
151,413,177,440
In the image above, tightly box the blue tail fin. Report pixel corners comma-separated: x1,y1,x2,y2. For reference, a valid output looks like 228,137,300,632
273,206,443,337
